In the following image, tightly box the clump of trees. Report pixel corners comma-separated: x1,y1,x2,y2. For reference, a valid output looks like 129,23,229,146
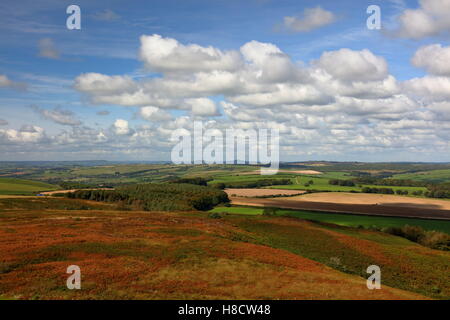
353,177,427,187
361,187,395,194
383,225,449,251
328,179,355,187
303,180,314,187
208,212,225,219
65,183,229,211
169,177,210,186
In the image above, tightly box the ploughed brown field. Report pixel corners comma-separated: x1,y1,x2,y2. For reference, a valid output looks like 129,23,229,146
230,192,450,220
225,188,306,197
294,192,450,210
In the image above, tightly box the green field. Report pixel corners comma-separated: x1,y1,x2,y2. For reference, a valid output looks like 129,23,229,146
209,206,263,215
0,178,58,195
265,176,427,194
206,169,429,196
211,206,450,234
208,171,353,184
208,173,294,184
281,171,354,180
392,169,450,183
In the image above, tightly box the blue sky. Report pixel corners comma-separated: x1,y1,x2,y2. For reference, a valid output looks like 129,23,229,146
1,0,450,161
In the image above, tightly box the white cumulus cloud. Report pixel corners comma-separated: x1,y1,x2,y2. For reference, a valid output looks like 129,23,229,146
393,0,450,39
113,119,131,135
283,6,336,32
32,106,82,126
139,34,242,73
186,98,219,116
315,48,388,82
139,106,173,121
412,44,450,76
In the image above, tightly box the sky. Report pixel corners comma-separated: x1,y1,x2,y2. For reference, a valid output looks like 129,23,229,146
0,0,450,162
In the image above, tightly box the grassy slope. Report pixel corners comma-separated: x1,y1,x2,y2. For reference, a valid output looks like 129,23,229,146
230,215,449,299
211,206,450,234
0,198,448,299
0,178,58,195
0,208,430,300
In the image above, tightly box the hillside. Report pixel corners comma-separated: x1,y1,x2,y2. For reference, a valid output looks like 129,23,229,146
0,178,58,195
0,197,448,299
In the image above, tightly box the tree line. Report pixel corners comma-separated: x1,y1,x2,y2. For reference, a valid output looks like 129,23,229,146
210,178,292,189
328,179,356,187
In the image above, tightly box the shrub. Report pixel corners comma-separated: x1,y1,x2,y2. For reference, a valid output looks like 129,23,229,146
382,226,404,236
419,231,450,251
208,212,224,219
263,207,277,216
401,225,424,242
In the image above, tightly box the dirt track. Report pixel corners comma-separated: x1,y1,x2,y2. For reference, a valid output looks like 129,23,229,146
279,170,322,175
231,197,450,220
40,188,114,195
225,188,306,197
